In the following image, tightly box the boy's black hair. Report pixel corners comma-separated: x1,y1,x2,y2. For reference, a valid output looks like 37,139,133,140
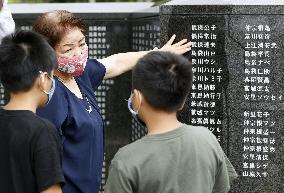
0,30,57,93
132,51,193,112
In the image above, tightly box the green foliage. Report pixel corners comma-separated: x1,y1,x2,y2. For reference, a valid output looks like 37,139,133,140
152,0,169,5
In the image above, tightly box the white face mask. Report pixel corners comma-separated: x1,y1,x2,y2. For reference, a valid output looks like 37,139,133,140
0,0,15,43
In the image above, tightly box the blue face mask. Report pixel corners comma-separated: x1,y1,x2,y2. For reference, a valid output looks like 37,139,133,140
40,72,56,105
45,77,56,105
127,94,146,127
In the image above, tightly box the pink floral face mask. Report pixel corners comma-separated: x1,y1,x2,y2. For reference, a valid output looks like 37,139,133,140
57,49,88,77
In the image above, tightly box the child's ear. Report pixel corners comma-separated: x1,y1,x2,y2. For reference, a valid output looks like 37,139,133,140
37,74,44,90
133,89,144,105
133,89,138,96
37,73,48,92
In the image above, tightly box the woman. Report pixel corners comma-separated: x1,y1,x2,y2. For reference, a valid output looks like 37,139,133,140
33,10,191,193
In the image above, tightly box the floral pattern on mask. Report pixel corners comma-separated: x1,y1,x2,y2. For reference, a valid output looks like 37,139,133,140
57,49,88,77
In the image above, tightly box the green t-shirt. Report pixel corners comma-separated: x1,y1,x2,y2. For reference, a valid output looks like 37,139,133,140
105,124,238,193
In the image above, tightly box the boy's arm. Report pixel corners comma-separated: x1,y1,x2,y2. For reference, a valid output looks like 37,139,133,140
212,151,238,193
33,124,65,193
105,160,134,193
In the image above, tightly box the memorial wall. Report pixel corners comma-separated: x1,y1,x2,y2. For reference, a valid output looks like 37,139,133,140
161,1,284,192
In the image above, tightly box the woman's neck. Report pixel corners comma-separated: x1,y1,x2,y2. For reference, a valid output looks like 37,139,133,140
54,70,74,83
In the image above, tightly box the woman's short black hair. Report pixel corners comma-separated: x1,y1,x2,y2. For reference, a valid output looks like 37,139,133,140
0,30,57,93
132,51,193,112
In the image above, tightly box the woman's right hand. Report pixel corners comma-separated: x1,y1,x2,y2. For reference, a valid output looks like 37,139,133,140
158,34,192,55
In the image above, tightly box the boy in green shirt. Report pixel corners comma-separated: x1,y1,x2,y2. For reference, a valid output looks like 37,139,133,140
105,51,238,193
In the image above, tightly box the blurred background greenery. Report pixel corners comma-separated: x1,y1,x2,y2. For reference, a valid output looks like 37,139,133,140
8,0,170,4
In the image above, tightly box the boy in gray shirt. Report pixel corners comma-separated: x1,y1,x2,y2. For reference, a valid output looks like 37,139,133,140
105,51,238,193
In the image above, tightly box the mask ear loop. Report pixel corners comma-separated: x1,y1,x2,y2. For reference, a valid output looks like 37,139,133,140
127,94,137,115
127,92,142,115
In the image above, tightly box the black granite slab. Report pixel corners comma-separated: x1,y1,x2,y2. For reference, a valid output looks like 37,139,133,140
160,5,284,15
226,14,284,193
161,14,229,150
160,4,284,193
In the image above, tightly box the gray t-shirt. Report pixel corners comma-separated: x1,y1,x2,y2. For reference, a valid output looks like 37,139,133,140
105,124,238,193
